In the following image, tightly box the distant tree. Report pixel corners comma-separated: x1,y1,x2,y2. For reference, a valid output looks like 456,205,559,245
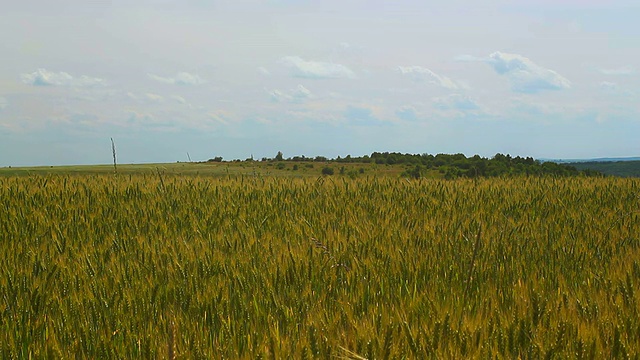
493,153,507,163
444,167,461,180
408,164,423,179
275,151,284,161
386,154,397,165
321,167,334,175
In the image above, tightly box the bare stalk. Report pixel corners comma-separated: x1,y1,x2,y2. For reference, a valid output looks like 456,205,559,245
110,138,117,174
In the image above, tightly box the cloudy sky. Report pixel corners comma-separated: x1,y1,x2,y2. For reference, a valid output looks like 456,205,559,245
1,0,638,166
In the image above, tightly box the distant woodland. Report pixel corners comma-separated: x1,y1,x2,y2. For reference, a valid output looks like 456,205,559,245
567,160,640,178
208,152,604,179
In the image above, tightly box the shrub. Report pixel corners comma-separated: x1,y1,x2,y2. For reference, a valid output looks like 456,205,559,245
321,167,334,175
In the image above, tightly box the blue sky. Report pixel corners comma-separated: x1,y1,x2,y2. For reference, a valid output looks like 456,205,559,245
1,0,638,166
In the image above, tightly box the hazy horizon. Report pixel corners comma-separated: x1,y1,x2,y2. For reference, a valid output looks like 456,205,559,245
1,1,639,167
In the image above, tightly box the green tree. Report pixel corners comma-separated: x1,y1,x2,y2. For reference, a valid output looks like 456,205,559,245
321,167,334,175
402,164,423,179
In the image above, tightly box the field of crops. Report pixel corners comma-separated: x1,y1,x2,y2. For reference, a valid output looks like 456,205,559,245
1,173,639,358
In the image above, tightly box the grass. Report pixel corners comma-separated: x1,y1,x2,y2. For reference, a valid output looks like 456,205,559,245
0,173,639,358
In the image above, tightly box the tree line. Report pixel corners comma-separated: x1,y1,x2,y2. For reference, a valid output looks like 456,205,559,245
207,151,603,179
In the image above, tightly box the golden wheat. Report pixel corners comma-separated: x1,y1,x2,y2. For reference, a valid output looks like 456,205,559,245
0,174,638,358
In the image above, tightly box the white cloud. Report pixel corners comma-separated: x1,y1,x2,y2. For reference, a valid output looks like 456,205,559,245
396,106,418,121
567,20,582,34
344,105,387,125
127,92,166,103
433,94,479,111
68,112,99,125
454,55,480,62
148,72,206,85
280,56,356,79
508,98,570,119
268,84,313,103
208,110,230,125
258,67,271,76
488,52,571,93
0,97,7,110
345,105,374,121
597,66,635,75
457,52,571,93
171,95,187,104
599,81,618,92
21,68,106,87
146,93,164,102
147,74,172,84
395,66,459,89
268,90,288,102
126,110,156,124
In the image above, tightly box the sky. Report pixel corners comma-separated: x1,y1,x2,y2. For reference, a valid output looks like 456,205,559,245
1,0,639,166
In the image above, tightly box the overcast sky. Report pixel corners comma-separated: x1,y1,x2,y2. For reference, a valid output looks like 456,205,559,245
1,0,638,166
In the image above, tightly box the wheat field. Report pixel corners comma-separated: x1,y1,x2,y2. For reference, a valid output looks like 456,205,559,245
0,174,639,358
